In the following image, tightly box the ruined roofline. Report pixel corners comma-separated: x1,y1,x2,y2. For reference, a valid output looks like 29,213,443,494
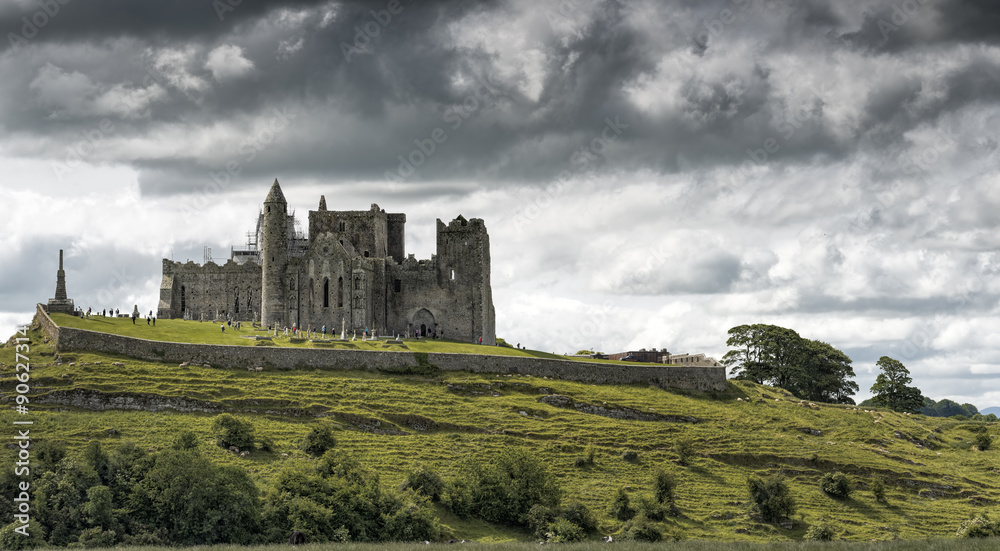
437,216,487,232
161,258,261,271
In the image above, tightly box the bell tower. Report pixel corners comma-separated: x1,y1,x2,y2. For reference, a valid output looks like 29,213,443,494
260,179,288,328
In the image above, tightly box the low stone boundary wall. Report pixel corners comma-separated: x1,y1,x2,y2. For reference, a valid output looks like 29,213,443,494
35,304,61,345
35,305,726,391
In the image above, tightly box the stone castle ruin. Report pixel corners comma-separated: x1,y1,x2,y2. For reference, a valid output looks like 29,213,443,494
157,179,496,344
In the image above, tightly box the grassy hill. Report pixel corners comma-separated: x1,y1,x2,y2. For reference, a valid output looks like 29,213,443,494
48,313,662,366
3,316,999,544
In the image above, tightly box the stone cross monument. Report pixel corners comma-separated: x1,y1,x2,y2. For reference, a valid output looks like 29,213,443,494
47,249,76,314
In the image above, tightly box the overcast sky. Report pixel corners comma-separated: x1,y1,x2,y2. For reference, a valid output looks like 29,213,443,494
2,0,999,406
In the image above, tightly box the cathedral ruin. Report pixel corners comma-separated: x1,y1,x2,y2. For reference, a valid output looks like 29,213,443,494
157,179,496,344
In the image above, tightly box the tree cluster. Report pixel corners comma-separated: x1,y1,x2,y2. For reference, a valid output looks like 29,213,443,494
919,397,979,418
868,356,923,413
0,419,448,547
722,324,859,404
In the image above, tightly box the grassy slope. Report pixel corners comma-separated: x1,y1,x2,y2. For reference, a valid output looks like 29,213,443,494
48,314,663,365
3,319,999,543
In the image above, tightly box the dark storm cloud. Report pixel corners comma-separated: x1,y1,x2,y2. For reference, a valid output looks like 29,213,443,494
0,0,329,51
839,0,1000,53
5,0,1000,198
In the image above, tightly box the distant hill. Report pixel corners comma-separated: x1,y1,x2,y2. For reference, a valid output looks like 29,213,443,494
858,396,980,418
980,406,1000,416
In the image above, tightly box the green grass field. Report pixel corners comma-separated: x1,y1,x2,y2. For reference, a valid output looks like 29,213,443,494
28,540,1000,551
4,317,1000,545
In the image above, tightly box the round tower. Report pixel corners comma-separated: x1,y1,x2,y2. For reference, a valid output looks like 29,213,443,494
260,178,288,328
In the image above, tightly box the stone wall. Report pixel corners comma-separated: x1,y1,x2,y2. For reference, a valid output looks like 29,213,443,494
159,259,262,322
36,307,726,392
36,304,61,346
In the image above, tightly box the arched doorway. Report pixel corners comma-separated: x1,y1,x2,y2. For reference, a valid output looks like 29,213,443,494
412,308,435,337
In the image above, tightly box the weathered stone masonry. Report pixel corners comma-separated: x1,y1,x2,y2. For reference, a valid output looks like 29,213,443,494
37,305,726,392
158,179,496,345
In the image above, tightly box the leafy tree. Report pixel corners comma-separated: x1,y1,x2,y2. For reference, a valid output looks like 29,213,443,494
820,472,851,499
383,496,441,542
560,502,598,534
871,479,887,503
171,431,200,451
130,449,260,545
83,485,114,528
400,465,444,501
0,521,46,549
653,470,676,504
262,450,440,543
723,324,804,388
621,515,662,542
524,505,557,539
723,324,857,404
869,357,923,413
458,447,561,526
805,522,835,541
302,425,337,457
919,398,979,418
609,488,636,521
674,438,695,466
83,441,110,484
34,458,101,546
747,475,795,523
796,339,858,405
211,414,256,451
544,517,585,542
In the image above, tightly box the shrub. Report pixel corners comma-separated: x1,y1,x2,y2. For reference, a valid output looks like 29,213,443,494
302,425,337,457
675,438,695,466
525,505,558,540
574,444,598,467
637,495,665,521
171,431,200,451
0,522,45,549
458,447,561,525
975,433,992,451
257,435,276,452
805,522,835,541
401,465,445,501
545,517,585,543
653,470,676,504
957,513,1000,538
77,526,117,548
871,479,886,502
820,472,851,499
622,450,639,462
212,414,256,451
610,488,636,521
524,501,598,541
383,499,441,542
443,479,473,518
747,475,795,523
622,515,662,542
561,502,598,534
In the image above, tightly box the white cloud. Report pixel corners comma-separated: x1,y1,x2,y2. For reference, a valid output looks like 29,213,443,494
151,47,208,93
205,44,255,82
